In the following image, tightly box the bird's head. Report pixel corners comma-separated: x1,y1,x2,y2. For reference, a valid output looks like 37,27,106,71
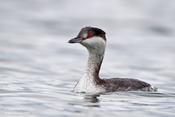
69,26,106,54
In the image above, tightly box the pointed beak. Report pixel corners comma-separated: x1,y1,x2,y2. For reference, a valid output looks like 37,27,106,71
68,37,82,43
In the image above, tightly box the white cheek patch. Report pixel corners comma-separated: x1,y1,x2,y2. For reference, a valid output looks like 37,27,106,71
82,36,105,47
81,37,106,54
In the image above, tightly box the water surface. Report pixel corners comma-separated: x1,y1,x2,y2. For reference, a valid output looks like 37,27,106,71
0,0,175,117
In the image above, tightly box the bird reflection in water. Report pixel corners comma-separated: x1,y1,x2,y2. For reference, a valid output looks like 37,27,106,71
83,94,100,107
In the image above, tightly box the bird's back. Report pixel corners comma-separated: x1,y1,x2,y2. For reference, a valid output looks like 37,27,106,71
102,78,154,92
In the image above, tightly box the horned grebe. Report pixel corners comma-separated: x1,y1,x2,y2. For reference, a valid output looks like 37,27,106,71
69,26,156,93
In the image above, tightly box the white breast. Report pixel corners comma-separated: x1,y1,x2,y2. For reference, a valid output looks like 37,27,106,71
73,75,105,93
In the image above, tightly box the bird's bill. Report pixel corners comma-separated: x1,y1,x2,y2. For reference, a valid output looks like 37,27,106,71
68,37,82,43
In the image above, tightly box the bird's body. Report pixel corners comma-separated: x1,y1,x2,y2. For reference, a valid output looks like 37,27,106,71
69,26,156,93
74,77,152,93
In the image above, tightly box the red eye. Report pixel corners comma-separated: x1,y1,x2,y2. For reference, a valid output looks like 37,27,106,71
87,31,94,38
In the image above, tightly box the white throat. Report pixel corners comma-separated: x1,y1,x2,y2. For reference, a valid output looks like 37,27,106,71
74,37,106,93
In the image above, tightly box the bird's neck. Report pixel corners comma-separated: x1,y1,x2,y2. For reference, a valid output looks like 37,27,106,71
85,46,105,84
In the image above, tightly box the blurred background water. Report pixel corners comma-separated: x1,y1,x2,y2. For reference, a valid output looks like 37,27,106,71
0,0,175,117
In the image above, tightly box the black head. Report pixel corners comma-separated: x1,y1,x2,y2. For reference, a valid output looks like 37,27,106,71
68,26,106,43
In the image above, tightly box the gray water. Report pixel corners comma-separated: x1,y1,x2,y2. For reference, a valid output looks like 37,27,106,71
0,0,175,117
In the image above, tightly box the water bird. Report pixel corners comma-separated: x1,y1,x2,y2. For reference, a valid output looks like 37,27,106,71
69,26,156,93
